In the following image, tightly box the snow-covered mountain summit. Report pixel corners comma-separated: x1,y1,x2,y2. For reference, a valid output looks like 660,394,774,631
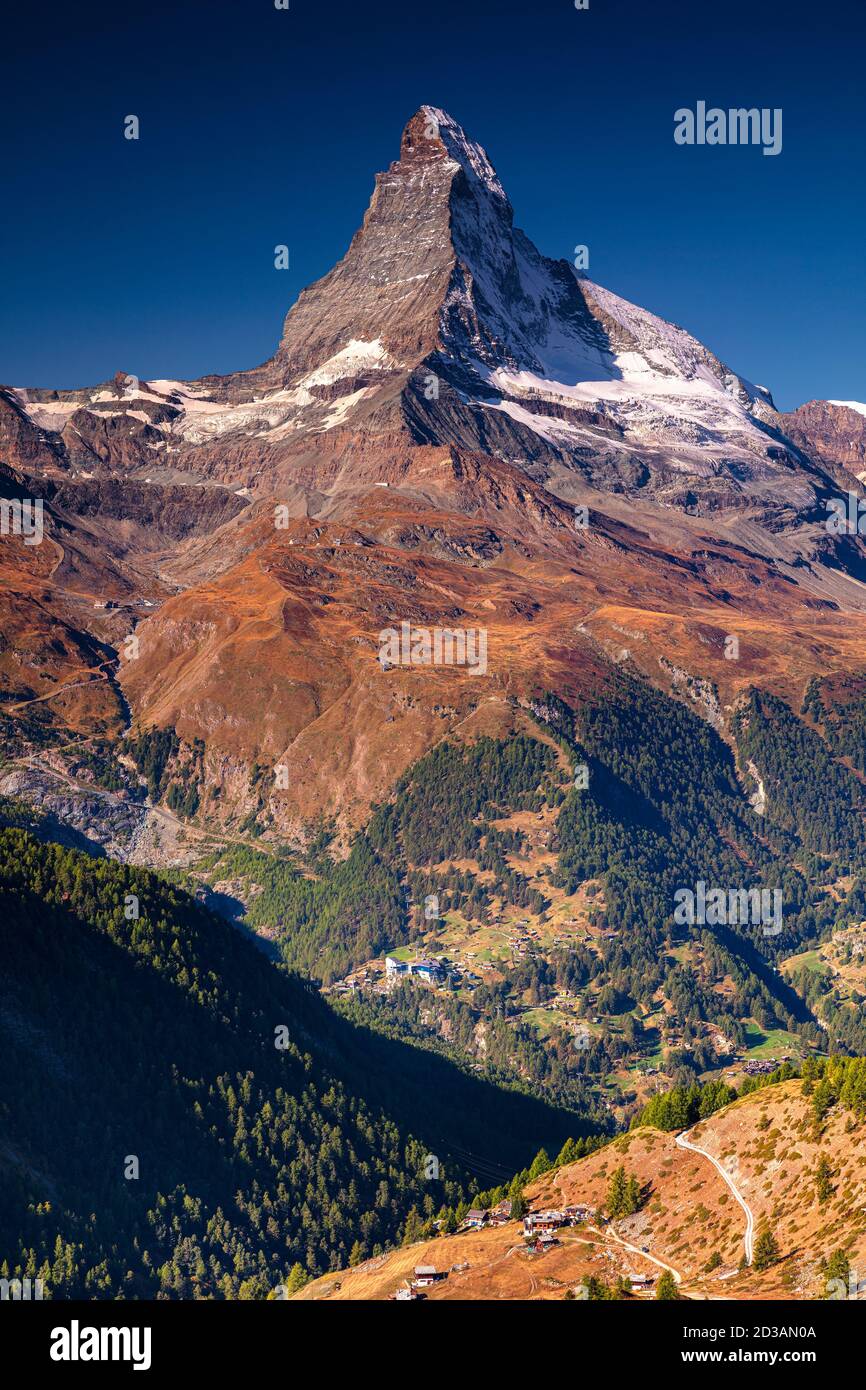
11,106,839,517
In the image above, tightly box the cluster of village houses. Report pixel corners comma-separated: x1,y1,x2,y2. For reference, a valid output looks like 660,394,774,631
502,915,610,960
382,954,483,989
392,1201,515,1299
505,921,543,959
741,1055,791,1077
520,1205,593,1247
393,1202,660,1298
330,912,588,1000
384,955,455,985
328,954,486,998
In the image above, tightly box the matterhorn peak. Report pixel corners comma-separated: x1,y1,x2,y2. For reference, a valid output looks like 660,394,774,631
400,105,509,206
29,101,806,522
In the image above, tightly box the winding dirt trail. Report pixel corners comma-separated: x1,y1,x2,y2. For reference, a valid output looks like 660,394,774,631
676,1128,754,1266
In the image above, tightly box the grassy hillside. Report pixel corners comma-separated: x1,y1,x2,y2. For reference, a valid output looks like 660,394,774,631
296,1063,866,1302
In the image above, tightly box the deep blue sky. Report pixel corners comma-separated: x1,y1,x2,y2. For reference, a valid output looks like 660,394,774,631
1,0,863,410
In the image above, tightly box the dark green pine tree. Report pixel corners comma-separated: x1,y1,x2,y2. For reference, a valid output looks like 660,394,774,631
814,1155,834,1205
606,1164,627,1219
753,1228,780,1272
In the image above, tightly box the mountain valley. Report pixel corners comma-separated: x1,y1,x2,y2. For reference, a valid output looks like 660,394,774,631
4,103,866,1301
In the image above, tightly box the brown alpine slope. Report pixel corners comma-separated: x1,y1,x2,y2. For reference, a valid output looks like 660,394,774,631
294,1079,866,1301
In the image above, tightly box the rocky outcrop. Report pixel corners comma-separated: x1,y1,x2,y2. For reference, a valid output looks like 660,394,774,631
49,478,250,542
778,400,866,482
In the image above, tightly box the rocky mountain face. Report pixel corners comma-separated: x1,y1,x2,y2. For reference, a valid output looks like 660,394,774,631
9,109,839,511
779,399,866,482
2,106,866,843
